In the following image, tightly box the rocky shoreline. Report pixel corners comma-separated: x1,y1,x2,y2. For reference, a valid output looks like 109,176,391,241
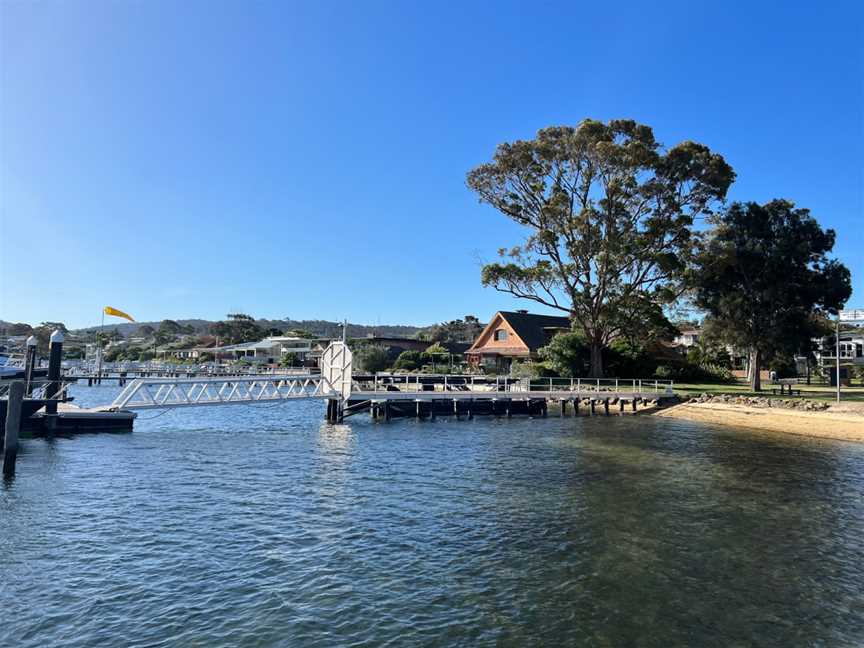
655,394,864,442
683,392,831,412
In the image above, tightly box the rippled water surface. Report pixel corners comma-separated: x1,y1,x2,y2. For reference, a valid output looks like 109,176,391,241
2,384,864,647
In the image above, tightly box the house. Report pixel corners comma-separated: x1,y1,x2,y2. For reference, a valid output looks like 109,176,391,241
466,310,571,373
812,331,864,384
210,336,314,364
672,328,701,349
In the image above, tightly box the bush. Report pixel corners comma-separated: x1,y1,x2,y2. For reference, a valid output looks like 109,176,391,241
509,360,549,379
538,332,590,377
355,345,391,373
391,349,424,372
653,361,732,383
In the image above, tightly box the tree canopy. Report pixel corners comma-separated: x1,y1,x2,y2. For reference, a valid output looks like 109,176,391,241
209,313,264,345
467,118,734,376
691,200,850,390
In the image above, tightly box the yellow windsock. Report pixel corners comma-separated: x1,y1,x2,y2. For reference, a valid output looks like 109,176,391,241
104,306,135,322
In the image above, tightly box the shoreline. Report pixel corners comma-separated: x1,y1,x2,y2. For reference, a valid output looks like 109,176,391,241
655,401,864,443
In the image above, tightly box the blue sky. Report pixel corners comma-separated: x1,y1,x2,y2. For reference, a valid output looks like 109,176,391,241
1,0,862,329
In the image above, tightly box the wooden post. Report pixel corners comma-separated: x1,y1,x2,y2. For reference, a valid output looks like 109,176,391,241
560,400,566,417
604,398,610,416
384,401,391,422
619,399,625,414
574,399,579,415
590,399,596,415
632,397,638,412
44,330,64,416
24,336,37,397
3,381,24,478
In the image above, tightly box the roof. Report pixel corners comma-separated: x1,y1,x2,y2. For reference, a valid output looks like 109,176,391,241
498,311,571,351
468,311,571,353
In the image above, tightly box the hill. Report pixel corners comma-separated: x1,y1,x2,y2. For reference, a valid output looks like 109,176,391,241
67,318,425,339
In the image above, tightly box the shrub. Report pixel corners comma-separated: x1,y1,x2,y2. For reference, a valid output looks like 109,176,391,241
391,349,424,371
355,345,391,373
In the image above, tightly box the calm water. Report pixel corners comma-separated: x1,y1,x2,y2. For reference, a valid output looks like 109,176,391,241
2,384,863,647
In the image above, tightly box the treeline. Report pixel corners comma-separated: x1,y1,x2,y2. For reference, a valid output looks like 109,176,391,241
69,317,424,340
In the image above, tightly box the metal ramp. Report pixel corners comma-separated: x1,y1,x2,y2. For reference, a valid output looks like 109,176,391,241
109,342,353,410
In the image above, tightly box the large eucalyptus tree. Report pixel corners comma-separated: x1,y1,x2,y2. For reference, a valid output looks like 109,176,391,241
467,119,734,377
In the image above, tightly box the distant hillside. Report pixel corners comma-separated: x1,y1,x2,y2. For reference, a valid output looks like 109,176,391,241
68,318,426,339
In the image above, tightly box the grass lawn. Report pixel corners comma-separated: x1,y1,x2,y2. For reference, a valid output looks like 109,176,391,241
673,381,864,403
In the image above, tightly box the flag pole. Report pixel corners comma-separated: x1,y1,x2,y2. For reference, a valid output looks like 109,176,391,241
98,308,105,380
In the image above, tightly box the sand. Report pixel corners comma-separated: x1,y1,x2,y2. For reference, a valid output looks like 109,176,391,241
655,401,864,443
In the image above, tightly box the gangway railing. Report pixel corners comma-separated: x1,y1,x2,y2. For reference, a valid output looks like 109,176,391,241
110,375,338,410
358,374,674,396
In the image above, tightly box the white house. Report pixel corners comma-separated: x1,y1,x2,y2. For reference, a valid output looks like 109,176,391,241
211,336,314,364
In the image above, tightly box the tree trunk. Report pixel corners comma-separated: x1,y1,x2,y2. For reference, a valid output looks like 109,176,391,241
589,343,604,378
749,348,762,392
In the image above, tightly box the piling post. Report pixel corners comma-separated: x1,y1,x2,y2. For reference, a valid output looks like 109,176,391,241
604,398,610,416
619,399,625,414
467,399,473,420
44,330,64,416
384,401,391,422
453,399,459,420
505,399,511,418
590,399,596,415
560,400,566,417
23,336,37,397
574,399,579,415
632,397,638,412
3,381,24,478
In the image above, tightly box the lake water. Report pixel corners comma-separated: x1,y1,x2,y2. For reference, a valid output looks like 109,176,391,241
2,384,863,647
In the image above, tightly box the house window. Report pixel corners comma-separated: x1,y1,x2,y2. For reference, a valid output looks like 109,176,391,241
494,329,508,341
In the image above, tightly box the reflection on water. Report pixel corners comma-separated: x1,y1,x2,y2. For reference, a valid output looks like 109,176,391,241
1,384,863,647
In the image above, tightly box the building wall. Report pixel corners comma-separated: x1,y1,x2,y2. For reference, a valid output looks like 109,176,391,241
469,315,529,354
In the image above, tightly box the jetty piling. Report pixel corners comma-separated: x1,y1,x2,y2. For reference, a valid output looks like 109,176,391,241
44,330,64,418
24,336,37,397
3,381,24,478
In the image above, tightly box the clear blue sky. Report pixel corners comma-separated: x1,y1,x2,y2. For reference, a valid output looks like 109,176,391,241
1,0,862,329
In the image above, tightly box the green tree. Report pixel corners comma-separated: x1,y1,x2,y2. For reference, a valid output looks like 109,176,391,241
137,324,156,338
538,331,590,377
279,352,299,367
423,316,484,344
33,322,68,355
209,313,263,345
391,349,423,372
355,344,391,373
691,200,851,391
467,118,734,377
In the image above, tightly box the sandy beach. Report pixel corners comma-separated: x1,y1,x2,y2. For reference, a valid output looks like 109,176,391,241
656,401,864,442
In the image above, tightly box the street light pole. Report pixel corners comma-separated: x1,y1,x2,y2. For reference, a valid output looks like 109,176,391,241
836,316,841,403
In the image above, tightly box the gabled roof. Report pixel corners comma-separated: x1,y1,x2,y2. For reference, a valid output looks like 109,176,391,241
498,311,571,351
468,311,571,353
